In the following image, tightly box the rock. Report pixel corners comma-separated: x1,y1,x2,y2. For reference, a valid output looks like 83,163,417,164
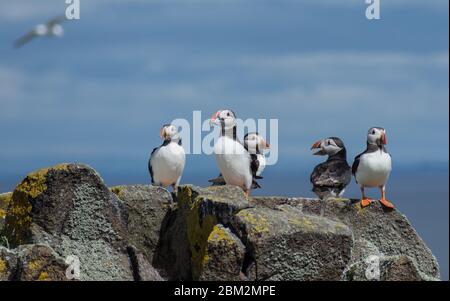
0,164,441,281
126,246,164,281
232,204,353,280
253,197,441,280
1,244,71,281
0,192,12,233
2,164,133,280
0,246,17,280
111,185,172,265
199,224,246,281
153,185,249,280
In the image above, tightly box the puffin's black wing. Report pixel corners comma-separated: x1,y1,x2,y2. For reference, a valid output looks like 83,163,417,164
250,154,260,178
352,152,364,176
208,174,226,186
148,147,159,184
311,160,352,189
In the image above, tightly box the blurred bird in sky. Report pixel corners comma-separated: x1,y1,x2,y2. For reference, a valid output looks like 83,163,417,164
14,15,66,49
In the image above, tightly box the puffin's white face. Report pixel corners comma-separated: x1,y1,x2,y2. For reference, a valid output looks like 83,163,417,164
311,138,343,156
244,133,270,154
210,109,237,130
160,124,179,141
367,127,387,146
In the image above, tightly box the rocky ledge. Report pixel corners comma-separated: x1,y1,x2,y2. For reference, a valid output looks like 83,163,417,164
0,163,440,281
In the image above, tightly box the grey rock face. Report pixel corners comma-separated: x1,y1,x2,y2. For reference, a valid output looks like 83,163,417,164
0,164,440,281
1,164,162,281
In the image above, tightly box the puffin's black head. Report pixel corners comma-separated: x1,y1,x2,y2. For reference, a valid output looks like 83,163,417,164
367,127,387,147
311,137,346,157
210,109,237,130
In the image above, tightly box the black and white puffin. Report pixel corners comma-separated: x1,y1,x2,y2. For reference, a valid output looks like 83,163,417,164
210,109,258,197
310,137,351,200
208,132,270,187
244,132,270,180
352,127,393,208
148,124,186,193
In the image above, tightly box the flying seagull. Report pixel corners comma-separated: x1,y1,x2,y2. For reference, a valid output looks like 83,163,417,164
14,16,66,49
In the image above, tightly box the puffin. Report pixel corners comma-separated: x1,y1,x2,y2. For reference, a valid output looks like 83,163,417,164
208,132,270,187
148,124,186,193
310,137,351,200
210,109,258,197
15,16,66,48
244,132,270,179
352,127,393,208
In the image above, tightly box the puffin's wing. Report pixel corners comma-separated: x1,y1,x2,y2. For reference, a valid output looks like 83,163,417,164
250,154,260,178
14,30,38,48
352,152,364,176
208,174,226,186
311,161,351,188
148,147,159,184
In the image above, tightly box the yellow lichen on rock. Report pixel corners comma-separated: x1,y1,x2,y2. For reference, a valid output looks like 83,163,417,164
28,259,43,271
0,258,6,274
37,271,50,281
0,193,12,219
178,186,218,280
110,186,124,199
4,164,69,247
237,210,269,236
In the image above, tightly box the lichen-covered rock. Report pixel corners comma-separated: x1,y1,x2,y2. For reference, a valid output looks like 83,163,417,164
126,245,164,281
1,244,71,281
111,185,172,264
199,224,246,281
16,244,71,281
2,164,134,280
253,197,440,281
0,246,17,280
232,204,353,280
153,185,249,280
0,192,12,233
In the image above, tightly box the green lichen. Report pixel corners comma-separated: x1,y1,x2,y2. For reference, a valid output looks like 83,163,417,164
288,216,316,231
237,210,269,236
3,164,69,247
178,186,218,280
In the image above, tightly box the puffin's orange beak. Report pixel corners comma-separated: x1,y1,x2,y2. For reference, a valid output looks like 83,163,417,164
160,128,166,140
211,111,221,122
381,132,387,145
311,140,322,150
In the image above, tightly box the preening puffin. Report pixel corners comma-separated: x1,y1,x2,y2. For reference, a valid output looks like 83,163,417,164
352,127,393,208
148,124,186,193
310,137,351,200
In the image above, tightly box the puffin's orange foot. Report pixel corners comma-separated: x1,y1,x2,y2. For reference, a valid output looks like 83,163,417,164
380,198,394,209
360,198,372,208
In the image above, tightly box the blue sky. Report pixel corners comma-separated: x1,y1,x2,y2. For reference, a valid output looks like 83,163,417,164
0,0,448,177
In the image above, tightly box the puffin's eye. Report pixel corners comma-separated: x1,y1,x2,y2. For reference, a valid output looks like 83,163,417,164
327,140,331,146
227,112,230,117
371,130,376,135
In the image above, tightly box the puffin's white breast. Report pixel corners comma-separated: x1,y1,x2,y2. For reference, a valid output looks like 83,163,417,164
151,142,185,186
214,136,252,190
356,150,392,188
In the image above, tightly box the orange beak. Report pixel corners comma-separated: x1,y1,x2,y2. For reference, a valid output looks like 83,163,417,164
211,111,221,122
311,140,322,150
160,127,166,140
381,132,387,145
